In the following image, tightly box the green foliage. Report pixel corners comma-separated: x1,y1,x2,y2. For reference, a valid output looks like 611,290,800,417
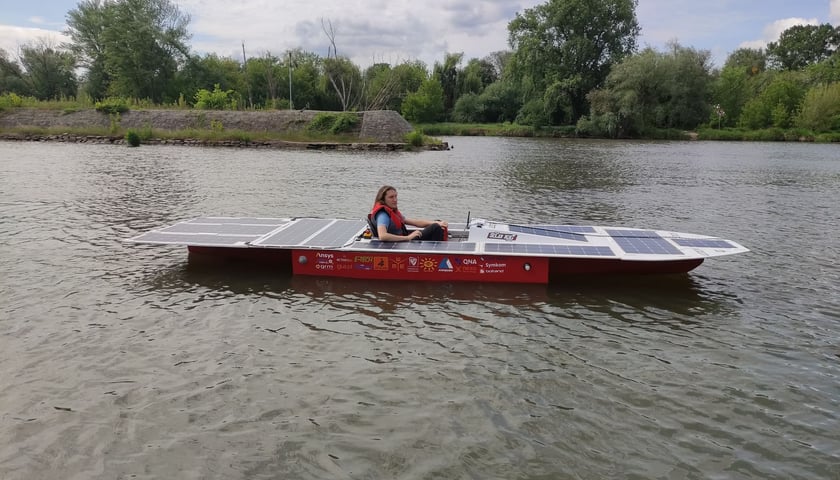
738,71,806,129
433,52,464,116
402,79,445,123
0,92,24,111
194,84,236,110
405,130,424,147
95,98,130,114
452,93,482,123
767,24,840,70
582,43,714,136
65,0,190,102
109,112,121,134
210,119,224,132
797,82,840,132
329,113,359,134
516,98,550,127
507,0,639,124
305,112,360,135
19,41,78,100
125,129,141,146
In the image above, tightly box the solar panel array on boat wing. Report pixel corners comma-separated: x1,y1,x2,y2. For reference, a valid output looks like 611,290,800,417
509,225,592,241
485,243,614,256
252,218,366,248
607,229,682,255
673,238,735,248
127,217,290,247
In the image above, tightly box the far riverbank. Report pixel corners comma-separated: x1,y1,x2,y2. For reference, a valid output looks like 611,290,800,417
0,108,449,150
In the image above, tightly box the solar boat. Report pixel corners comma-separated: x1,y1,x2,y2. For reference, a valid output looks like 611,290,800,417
127,217,748,284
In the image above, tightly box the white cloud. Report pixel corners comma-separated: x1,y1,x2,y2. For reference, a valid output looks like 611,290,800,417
0,25,69,57
832,0,840,24
178,0,541,67
738,17,820,50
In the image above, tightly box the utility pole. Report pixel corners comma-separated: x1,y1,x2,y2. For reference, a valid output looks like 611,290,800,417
242,42,252,108
288,50,293,110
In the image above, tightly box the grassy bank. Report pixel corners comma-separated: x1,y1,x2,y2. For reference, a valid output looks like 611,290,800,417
418,122,840,143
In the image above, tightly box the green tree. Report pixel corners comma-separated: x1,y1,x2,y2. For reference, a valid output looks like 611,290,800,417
767,24,840,70
507,0,639,124
724,47,767,76
104,0,190,102
288,50,328,110
323,56,362,111
66,0,191,102
433,52,464,118
177,53,245,107
387,60,428,111
796,82,840,131
402,78,444,123
19,40,78,99
64,0,111,99
481,80,522,123
458,57,497,96
0,48,29,95
581,44,713,136
738,71,807,129
712,66,752,127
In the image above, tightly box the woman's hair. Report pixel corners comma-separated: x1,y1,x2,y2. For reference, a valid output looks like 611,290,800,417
374,185,396,207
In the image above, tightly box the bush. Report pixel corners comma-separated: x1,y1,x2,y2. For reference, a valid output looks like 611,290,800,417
329,113,359,134
306,112,360,135
0,92,24,111
125,130,141,147
405,130,424,147
95,98,129,114
195,84,236,110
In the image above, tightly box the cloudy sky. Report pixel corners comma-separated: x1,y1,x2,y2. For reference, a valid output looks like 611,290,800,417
1,0,839,69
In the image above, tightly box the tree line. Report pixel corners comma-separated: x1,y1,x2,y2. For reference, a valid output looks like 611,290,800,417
2,0,840,137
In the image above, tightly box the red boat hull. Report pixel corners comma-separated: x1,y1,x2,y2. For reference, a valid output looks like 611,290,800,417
187,246,703,283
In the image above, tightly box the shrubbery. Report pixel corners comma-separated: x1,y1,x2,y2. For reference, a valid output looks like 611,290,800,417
125,130,141,146
95,98,130,114
305,112,360,135
194,84,236,110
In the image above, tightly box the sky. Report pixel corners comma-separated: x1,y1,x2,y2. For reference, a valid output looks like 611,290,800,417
1,0,839,70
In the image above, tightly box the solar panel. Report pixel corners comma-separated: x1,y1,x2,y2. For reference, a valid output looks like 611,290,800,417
674,238,735,249
128,232,254,246
604,229,682,255
484,243,614,256
606,229,661,238
530,225,596,233
301,219,366,247
161,223,279,235
255,218,334,246
509,225,590,242
355,241,478,253
186,217,289,226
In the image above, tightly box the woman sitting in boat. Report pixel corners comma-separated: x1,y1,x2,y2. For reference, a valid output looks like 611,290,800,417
370,185,448,241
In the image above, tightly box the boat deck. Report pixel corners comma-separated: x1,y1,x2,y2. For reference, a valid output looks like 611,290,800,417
127,216,749,261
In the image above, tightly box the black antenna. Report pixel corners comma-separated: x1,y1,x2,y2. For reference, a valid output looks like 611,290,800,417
465,211,471,230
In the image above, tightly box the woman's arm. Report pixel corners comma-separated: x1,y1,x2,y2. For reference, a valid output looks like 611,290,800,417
405,218,448,228
377,224,421,242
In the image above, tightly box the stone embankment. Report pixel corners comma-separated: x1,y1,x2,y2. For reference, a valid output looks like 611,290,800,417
0,108,448,150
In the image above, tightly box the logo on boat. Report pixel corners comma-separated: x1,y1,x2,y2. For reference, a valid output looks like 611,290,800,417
438,257,453,272
374,256,389,271
420,257,437,272
390,257,406,271
487,232,517,241
408,256,419,273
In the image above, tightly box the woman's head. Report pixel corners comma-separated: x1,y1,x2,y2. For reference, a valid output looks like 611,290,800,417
374,185,398,209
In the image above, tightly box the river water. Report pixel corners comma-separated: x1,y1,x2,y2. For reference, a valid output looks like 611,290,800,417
1,138,838,479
